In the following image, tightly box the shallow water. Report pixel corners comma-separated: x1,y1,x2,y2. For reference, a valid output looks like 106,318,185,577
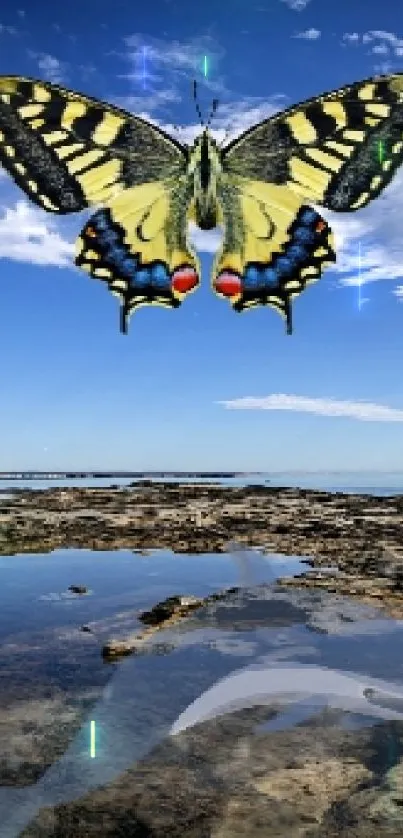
1,547,403,836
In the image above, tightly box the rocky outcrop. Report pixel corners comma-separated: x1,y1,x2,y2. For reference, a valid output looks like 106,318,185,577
1,483,403,614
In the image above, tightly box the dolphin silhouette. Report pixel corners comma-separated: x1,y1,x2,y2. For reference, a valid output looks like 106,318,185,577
170,663,403,735
2,661,403,838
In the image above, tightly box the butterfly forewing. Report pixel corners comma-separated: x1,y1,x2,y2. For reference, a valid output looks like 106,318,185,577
223,74,403,211
0,76,187,213
214,74,403,331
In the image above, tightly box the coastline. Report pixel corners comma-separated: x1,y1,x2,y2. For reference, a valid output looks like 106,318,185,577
1,481,403,617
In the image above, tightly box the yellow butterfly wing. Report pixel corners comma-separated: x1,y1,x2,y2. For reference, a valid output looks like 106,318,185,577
223,74,403,210
213,73,403,332
212,179,335,333
0,76,198,329
0,75,186,210
76,182,199,333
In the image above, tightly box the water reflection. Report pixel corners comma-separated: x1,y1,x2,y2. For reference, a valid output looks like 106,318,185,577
1,550,403,836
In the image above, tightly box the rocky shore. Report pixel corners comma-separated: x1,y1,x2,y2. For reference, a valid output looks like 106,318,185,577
1,481,403,615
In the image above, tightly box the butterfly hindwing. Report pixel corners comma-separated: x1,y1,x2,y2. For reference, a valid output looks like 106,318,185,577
75,182,200,332
0,75,187,213
223,74,403,212
213,180,335,333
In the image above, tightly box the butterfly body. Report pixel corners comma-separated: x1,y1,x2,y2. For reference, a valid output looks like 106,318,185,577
188,130,222,230
0,73,403,333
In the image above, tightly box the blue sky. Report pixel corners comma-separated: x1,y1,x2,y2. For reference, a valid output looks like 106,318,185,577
0,0,403,471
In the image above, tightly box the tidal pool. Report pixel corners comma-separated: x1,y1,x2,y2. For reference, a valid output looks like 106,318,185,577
1,547,403,837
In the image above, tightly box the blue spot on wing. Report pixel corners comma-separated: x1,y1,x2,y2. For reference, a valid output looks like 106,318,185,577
299,208,317,225
241,205,331,294
275,257,293,277
293,227,315,245
85,209,171,293
151,263,170,288
262,267,278,285
287,244,309,263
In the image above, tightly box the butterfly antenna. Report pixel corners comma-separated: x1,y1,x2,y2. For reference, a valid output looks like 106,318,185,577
193,80,204,127
206,98,219,128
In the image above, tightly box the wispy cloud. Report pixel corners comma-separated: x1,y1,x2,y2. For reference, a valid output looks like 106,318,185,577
28,52,66,83
342,29,403,57
281,0,313,9
0,23,17,35
293,28,321,40
156,98,286,148
342,32,360,44
0,201,73,267
188,222,223,254
118,33,226,115
218,394,403,422
325,168,403,292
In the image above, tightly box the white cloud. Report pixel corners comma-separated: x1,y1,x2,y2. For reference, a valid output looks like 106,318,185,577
294,28,321,40
372,43,389,55
0,23,17,35
393,286,403,301
0,201,73,266
120,33,227,115
281,0,312,9
28,52,66,83
218,394,403,422
324,168,403,291
156,98,285,148
188,222,223,253
342,32,360,44
342,29,403,57
0,199,221,264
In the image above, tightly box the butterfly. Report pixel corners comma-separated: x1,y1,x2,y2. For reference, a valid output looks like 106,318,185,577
0,74,403,334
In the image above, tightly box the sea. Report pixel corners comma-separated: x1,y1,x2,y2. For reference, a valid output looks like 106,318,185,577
0,470,403,494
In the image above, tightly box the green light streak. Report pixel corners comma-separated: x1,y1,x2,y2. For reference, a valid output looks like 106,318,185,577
203,55,208,78
90,720,96,758
378,140,384,165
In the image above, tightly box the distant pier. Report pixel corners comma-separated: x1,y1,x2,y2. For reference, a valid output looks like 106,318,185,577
0,471,250,481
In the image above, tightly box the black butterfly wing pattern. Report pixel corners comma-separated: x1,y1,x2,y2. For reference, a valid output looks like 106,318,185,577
211,75,403,332
0,76,202,330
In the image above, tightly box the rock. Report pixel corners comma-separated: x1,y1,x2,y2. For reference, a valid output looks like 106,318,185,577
68,585,88,595
139,595,203,626
1,483,403,615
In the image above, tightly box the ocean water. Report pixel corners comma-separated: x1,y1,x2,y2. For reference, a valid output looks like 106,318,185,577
0,470,402,494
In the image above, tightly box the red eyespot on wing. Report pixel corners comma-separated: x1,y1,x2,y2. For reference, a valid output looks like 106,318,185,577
171,267,199,293
215,272,242,297
86,226,97,237
316,220,326,233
